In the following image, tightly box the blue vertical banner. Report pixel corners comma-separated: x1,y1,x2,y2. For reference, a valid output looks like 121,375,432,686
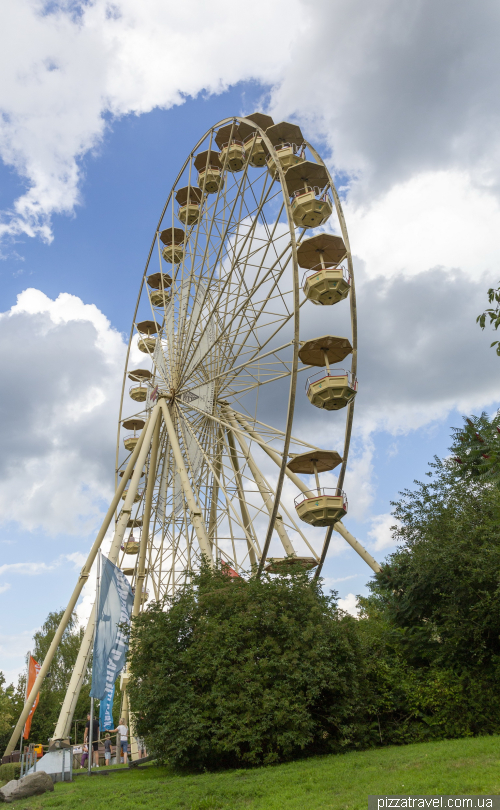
99,685,115,731
90,554,134,700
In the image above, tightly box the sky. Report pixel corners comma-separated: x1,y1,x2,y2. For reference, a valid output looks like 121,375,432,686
1,0,500,683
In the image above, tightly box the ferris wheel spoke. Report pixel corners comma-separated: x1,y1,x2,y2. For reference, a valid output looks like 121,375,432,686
177,400,262,565
178,171,285,370
174,152,264,377
178,237,294,388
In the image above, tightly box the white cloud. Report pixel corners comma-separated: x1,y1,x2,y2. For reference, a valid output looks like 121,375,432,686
0,288,126,534
338,592,359,617
0,628,38,684
0,0,303,242
0,584,11,595
1,0,500,249
368,513,398,551
0,561,56,577
345,171,500,281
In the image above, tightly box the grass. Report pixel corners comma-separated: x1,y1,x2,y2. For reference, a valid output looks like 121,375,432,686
8,735,500,810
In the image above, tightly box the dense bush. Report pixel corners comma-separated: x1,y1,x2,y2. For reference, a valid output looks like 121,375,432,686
128,562,366,768
0,762,21,782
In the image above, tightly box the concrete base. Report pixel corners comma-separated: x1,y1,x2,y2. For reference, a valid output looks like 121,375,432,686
27,749,72,782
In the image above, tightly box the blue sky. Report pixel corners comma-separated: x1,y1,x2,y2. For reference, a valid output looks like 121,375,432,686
1,0,500,684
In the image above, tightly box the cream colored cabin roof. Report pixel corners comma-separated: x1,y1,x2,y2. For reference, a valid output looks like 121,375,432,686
287,450,342,474
299,335,352,366
128,369,152,381
284,160,329,196
297,233,347,269
122,418,146,431
147,272,172,290
238,112,275,140
175,186,203,206
159,227,185,246
265,121,304,146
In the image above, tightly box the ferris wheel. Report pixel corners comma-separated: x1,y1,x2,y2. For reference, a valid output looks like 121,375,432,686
114,113,380,594
5,114,382,756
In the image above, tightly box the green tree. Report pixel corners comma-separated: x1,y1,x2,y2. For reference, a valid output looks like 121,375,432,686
477,282,500,354
356,443,500,743
28,610,93,744
128,561,364,769
449,411,500,486
0,673,18,752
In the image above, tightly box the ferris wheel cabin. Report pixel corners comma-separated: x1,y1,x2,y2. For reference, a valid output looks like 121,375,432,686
122,417,145,451
287,451,347,527
215,124,246,172
195,149,222,193
298,234,350,306
160,227,185,264
265,121,305,178
239,113,275,167
136,320,158,354
175,185,203,226
299,335,357,411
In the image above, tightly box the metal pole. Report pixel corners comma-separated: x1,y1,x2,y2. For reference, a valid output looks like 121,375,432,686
223,407,295,557
89,550,101,774
159,398,213,562
224,426,257,568
52,404,161,742
4,423,149,756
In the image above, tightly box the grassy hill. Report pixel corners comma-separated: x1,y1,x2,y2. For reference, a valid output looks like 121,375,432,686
9,735,500,810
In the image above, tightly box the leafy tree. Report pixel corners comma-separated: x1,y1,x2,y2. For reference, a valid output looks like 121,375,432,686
26,609,93,744
449,411,500,485
0,673,16,750
366,455,500,671
477,282,500,354
128,561,364,769
0,610,94,748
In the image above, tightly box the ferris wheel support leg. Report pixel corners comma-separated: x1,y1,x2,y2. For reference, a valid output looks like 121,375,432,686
223,408,296,558
133,412,161,618
160,398,213,564
3,417,152,756
225,427,258,568
52,404,162,742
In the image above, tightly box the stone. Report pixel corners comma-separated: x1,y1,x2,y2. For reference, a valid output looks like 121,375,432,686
0,771,54,802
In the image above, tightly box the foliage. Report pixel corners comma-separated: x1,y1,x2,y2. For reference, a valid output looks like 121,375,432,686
356,439,500,745
128,561,364,769
365,454,500,672
449,411,500,485
477,282,500,354
0,762,21,782
0,609,93,751
26,609,93,745
0,673,14,738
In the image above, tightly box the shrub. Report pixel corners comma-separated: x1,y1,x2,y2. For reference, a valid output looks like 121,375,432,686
0,762,21,782
128,561,364,769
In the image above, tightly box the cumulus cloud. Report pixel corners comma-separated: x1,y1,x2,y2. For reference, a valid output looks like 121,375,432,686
368,513,398,551
0,288,126,534
0,0,303,241
1,0,500,247
338,593,359,617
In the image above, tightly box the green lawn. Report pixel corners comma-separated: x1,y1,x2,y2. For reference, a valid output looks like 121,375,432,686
11,736,500,810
